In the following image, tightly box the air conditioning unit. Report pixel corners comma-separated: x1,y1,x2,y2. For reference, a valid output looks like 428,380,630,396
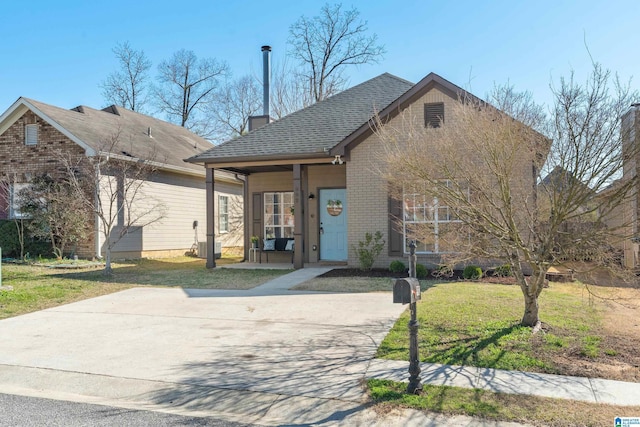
197,241,221,259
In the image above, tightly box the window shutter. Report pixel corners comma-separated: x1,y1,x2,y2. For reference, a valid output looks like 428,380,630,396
424,103,444,128
252,192,262,239
25,124,38,145
388,194,403,256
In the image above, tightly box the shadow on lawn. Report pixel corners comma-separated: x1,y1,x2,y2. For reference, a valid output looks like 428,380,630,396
45,257,270,289
425,324,522,368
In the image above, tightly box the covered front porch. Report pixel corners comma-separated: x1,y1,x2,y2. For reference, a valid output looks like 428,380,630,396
204,159,347,270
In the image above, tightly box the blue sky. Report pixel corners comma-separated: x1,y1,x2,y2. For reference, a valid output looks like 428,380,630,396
1,0,638,113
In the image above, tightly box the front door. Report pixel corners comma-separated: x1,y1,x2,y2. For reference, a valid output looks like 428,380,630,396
319,188,347,261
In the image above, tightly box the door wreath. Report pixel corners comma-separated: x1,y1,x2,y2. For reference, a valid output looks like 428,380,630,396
326,199,343,216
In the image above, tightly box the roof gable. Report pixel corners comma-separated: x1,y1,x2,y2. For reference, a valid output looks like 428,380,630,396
0,98,96,155
331,72,482,156
0,97,214,176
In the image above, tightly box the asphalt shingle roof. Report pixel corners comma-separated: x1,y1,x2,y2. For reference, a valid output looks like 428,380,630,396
23,98,213,175
189,73,414,162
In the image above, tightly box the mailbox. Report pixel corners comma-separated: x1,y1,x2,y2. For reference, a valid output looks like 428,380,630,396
393,278,421,304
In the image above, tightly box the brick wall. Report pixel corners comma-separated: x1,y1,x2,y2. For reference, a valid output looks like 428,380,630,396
348,86,537,269
0,110,96,257
348,87,462,268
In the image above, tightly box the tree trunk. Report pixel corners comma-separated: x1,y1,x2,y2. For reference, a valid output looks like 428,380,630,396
104,247,113,276
521,291,540,328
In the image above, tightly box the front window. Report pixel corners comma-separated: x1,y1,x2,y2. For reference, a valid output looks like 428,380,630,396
218,195,229,233
403,181,464,253
264,192,294,238
10,183,30,219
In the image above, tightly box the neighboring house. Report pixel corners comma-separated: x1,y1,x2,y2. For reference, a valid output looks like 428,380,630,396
612,103,640,268
0,97,243,259
187,72,537,269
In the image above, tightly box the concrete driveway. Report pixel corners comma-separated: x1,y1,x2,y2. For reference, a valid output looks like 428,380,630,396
0,286,407,425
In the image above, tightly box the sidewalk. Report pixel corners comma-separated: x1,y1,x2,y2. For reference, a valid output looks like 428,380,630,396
239,268,640,407
367,359,640,406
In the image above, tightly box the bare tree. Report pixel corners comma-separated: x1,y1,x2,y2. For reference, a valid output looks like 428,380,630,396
58,131,167,275
209,75,262,143
154,49,228,138
100,41,152,112
375,63,637,329
288,3,385,103
269,59,315,119
18,174,91,260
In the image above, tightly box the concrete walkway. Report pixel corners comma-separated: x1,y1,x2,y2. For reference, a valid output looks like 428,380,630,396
368,359,640,407
0,268,637,426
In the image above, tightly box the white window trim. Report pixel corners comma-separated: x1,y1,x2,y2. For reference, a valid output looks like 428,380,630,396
264,191,294,239
25,124,38,146
218,195,229,233
402,181,465,254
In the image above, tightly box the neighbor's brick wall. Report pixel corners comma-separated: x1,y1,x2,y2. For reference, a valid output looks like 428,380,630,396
0,110,95,257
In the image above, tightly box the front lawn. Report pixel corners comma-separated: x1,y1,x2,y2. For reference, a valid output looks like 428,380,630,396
376,281,640,382
0,257,290,319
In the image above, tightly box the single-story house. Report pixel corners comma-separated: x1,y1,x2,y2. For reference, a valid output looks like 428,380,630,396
0,97,243,259
187,72,535,269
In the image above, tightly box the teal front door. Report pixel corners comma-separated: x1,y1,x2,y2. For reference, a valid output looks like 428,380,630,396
319,189,347,261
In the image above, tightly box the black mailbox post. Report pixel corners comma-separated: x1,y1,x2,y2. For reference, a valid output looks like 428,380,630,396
392,241,423,394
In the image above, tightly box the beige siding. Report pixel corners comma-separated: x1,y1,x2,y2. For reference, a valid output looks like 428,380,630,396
103,171,242,258
214,180,244,247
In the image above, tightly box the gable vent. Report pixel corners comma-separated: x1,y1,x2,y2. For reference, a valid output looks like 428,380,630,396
424,103,444,128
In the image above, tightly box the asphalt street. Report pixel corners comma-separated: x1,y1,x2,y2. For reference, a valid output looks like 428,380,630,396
0,393,258,427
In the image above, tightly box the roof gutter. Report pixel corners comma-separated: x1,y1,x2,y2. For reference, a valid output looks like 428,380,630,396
185,151,335,166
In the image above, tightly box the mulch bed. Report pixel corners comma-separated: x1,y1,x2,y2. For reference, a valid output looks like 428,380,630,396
319,268,517,284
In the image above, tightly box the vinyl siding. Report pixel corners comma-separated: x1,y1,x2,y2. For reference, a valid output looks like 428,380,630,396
103,170,242,257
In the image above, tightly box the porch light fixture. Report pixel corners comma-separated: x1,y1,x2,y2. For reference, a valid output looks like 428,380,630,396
308,193,315,199
331,155,343,165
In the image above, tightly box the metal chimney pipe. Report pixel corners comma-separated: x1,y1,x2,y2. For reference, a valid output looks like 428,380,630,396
261,45,271,117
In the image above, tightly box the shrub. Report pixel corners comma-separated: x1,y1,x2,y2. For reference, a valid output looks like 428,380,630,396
0,219,52,259
431,264,453,278
389,260,406,274
415,264,428,279
463,265,483,280
352,231,385,271
493,264,512,277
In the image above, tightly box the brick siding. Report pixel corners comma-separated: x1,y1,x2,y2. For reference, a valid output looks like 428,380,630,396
0,110,96,257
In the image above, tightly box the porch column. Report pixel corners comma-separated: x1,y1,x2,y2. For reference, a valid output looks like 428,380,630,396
293,164,304,269
206,167,216,268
